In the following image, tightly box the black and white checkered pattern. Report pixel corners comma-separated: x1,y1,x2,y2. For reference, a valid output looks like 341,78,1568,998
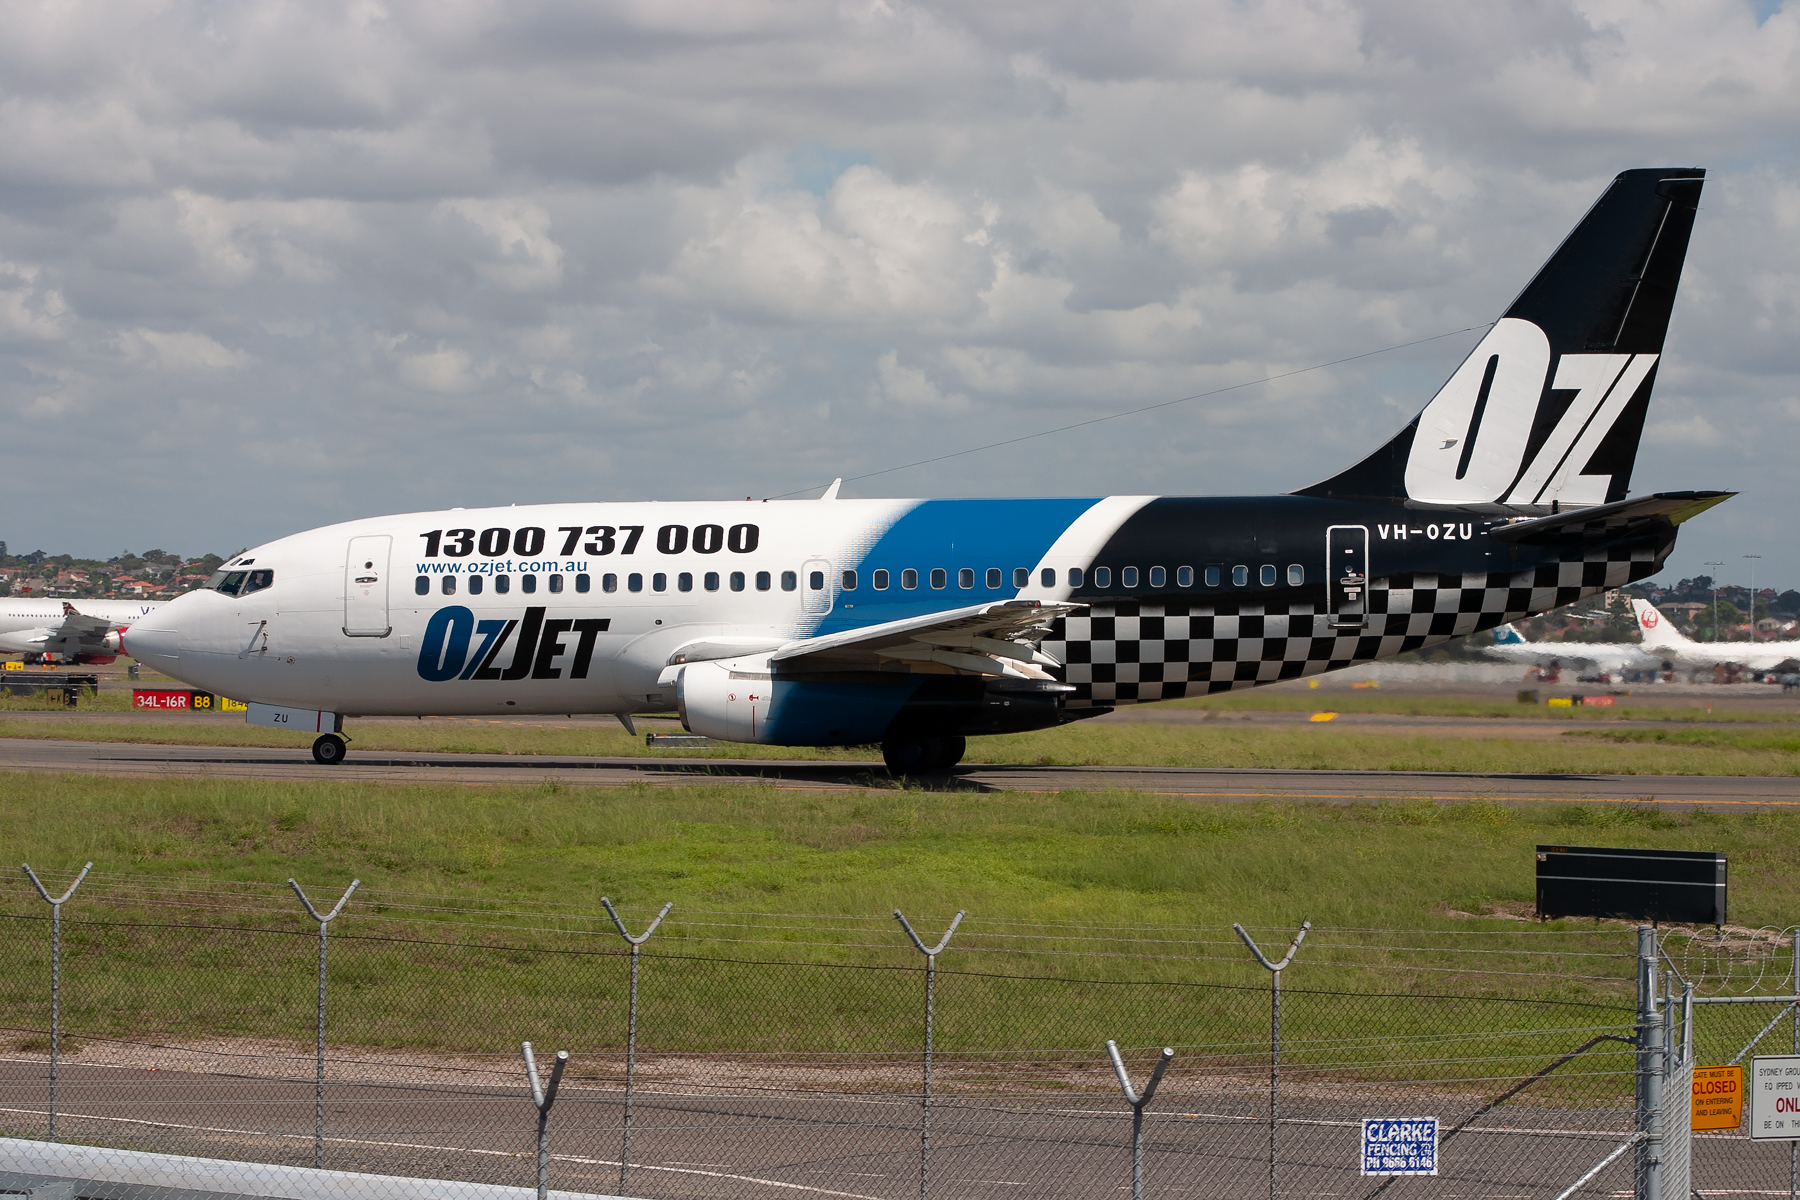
1045,542,1663,705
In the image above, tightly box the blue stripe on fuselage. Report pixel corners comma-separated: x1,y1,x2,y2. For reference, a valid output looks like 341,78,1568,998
809,496,1101,636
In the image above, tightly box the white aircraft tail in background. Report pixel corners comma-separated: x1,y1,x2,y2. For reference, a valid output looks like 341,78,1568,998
1630,599,1798,673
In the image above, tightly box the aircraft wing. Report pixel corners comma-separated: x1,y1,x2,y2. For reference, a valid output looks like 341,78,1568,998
771,600,1082,677
35,603,125,659
1490,490,1734,544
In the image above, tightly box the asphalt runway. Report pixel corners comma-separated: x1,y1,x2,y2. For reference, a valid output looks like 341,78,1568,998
1,735,1797,806
0,1057,1659,1200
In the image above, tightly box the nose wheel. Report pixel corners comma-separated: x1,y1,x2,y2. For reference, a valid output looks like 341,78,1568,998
312,734,348,765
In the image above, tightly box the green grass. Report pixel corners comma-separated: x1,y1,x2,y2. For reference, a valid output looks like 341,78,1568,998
2,773,1788,1077
1167,690,1800,722
6,713,1800,773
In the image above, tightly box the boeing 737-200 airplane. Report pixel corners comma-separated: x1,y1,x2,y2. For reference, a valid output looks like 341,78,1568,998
128,168,1732,769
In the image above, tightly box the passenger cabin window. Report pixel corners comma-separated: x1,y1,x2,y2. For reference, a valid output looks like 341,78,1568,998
808,570,824,591
575,573,590,593
653,573,668,592
469,575,483,595
1206,566,1220,587
1287,564,1304,586
628,573,643,593
496,575,512,594
729,571,745,592
1014,567,1029,588
841,569,857,590
678,572,693,592
1068,566,1083,588
548,574,564,593
902,568,918,590
1040,567,1056,587
1176,566,1193,587
1093,566,1111,588
522,574,537,594
987,568,1002,589
1232,566,1248,586
442,576,456,595
873,569,890,590
756,571,772,591
1149,566,1165,588
1260,564,1276,586
958,568,974,589
704,571,720,592
781,570,797,592
415,576,429,596
1121,567,1138,587
930,568,947,589
603,573,618,593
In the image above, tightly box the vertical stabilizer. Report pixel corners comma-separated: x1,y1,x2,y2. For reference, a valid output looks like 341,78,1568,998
1299,168,1704,506
1631,600,1692,649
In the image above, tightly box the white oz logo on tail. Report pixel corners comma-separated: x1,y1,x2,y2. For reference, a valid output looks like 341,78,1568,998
1405,318,1657,506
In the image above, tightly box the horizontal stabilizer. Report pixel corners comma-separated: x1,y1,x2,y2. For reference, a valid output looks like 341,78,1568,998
1488,490,1732,544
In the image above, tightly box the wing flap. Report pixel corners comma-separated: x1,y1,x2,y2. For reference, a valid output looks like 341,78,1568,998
770,600,1082,676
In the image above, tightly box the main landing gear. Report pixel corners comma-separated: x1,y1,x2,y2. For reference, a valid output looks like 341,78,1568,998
312,733,348,765
881,734,966,775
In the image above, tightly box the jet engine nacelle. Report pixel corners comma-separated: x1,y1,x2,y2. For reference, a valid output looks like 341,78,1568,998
675,657,779,744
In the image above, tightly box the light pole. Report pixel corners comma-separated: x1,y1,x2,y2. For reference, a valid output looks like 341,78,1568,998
1744,555,1761,641
1703,561,1724,641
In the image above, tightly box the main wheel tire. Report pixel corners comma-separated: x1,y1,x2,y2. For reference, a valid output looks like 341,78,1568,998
930,735,966,771
882,736,931,774
312,734,348,765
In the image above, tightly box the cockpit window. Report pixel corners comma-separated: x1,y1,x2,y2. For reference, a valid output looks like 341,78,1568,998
204,569,271,597
205,570,247,596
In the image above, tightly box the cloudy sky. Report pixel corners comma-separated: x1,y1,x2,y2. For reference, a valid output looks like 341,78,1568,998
3,0,1797,590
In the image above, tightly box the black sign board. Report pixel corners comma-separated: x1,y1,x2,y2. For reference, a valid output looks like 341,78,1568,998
1536,845,1726,925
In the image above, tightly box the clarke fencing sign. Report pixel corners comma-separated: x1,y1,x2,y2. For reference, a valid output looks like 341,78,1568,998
1751,1056,1800,1140
1691,1064,1743,1132
1361,1117,1438,1176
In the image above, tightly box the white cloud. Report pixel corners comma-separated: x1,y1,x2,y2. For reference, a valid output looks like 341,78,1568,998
869,349,968,412
0,262,71,340
115,328,251,371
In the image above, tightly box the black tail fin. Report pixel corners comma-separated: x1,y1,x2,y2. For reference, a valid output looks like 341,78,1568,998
1299,167,1704,507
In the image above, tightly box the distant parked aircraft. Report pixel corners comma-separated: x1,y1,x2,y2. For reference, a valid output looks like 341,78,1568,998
1483,623,1665,677
0,599,167,664
1631,600,1800,674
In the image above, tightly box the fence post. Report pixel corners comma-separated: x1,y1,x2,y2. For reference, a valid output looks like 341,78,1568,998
21,862,92,1144
288,878,360,1170
1234,921,1311,1200
1107,1042,1173,1200
522,1042,569,1200
601,897,672,1196
1635,926,1663,1200
895,908,965,1200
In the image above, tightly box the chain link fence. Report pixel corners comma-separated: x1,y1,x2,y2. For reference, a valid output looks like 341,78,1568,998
0,871,1792,1200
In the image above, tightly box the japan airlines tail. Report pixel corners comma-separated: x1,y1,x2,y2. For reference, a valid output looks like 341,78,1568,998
0,599,166,663
1631,600,1798,673
127,168,1734,771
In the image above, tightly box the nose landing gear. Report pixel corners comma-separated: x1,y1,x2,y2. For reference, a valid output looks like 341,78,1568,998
312,733,348,765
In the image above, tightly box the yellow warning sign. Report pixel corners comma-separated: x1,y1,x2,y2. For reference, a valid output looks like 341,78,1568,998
1693,1064,1744,1131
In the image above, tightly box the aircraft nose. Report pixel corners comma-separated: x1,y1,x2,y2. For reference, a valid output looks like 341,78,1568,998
126,611,182,674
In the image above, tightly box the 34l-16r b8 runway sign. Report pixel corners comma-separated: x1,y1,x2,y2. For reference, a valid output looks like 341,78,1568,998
1751,1056,1800,1140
